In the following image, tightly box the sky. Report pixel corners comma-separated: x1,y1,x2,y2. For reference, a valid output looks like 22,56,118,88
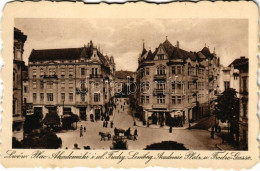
15,18,248,71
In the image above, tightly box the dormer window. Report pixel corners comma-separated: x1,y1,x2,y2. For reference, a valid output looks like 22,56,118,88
94,54,96,57
158,54,164,60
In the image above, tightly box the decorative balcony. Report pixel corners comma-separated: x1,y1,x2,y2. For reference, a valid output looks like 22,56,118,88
43,74,58,79
152,104,168,109
90,74,103,79
76,88,88,94
154,74,166,80
153,89,165,95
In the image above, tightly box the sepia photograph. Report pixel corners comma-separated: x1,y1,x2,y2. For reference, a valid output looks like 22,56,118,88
11,18,249,151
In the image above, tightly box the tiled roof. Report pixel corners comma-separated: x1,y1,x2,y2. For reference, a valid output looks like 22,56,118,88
230,57,249,68
115,70,136,79
29,47,84,61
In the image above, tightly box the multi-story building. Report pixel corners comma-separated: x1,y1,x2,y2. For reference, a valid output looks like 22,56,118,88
114,70,136,97
218,61,241,95
234,57,248,150
13,28,27,132
27,40,115,121
136,38,220,126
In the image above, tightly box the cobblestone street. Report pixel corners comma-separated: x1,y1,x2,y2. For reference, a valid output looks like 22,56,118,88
56,98,222,150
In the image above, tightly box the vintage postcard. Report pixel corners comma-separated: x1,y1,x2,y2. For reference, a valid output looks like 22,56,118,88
0,1,259,169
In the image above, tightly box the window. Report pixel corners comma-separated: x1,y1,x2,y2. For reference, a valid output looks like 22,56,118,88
157,95,165,104
33,69,36,77
40,93,44,101
80,94,85,102
81,80,85,89
69,81,73,88
33,93,37,102
94,93,100,102
243,103,247,117
224,81,230,90
177,81,182,89
177,96,182,104
177,66,182,74
40,68,44,77
40,81,44,89
140,95,144,104
47,82,53,89
145,96,149,104
172,67,176,74
61,68,65,76
61,93,65,101
47,93,53,101
140,68,144,77
145,68,150,75
172,81,176,91
243,77,247,92
24,86,28,93
172,96,176,104
33,81,37,89
92,68,98,75
157,65,165,75
49,68,56,75
156,81,165,90
158,54,164,60
188,67,194,76
69,93,73,102
69,68,73,77
81,68,85,76
61,81,65,89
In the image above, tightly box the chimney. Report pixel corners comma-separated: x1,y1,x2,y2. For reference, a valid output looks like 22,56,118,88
176,41,179,48
240,56,245,59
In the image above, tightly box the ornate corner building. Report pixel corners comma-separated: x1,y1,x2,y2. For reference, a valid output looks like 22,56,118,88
136,38,220,127
27,41,115,120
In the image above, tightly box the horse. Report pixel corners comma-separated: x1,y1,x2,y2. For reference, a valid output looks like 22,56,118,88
99,132,111,141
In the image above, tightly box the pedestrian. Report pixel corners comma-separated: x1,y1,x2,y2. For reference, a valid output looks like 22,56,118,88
134,128,138,137
169,126,172,133
84,126,86,132
103,121,105,127
106,121,108,128
110,121,114,128
80,127,83,137
211,130,214,139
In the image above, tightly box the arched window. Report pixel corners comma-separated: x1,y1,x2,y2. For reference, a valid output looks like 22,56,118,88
157,65,166,75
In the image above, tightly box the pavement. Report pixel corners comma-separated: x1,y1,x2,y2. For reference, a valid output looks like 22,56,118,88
56,98,223,150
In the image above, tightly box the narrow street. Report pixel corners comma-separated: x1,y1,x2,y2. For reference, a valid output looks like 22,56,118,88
57,98,222,150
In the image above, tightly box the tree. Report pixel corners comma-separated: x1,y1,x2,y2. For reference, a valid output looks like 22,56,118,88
215,88,240,143
42,112,60,128
61,113,79,129
111,140,128,150
23,113,42,133
144,141,188,150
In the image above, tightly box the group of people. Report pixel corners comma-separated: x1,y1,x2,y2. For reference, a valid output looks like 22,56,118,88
103,120,114,128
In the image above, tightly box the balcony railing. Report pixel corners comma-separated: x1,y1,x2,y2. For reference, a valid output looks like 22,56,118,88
152,104,168,109
153,89,165,95
43,74,58,79
90,74,103,79
76,88,88,94
154,74,166,80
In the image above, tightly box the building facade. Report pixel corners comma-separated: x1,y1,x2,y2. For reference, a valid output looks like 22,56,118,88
27,41,115,121
114,70,136,97
234,57,248,150
136,39,220,127
13,28,27,131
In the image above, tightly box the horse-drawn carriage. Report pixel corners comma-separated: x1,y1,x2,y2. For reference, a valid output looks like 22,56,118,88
113,128,134,141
